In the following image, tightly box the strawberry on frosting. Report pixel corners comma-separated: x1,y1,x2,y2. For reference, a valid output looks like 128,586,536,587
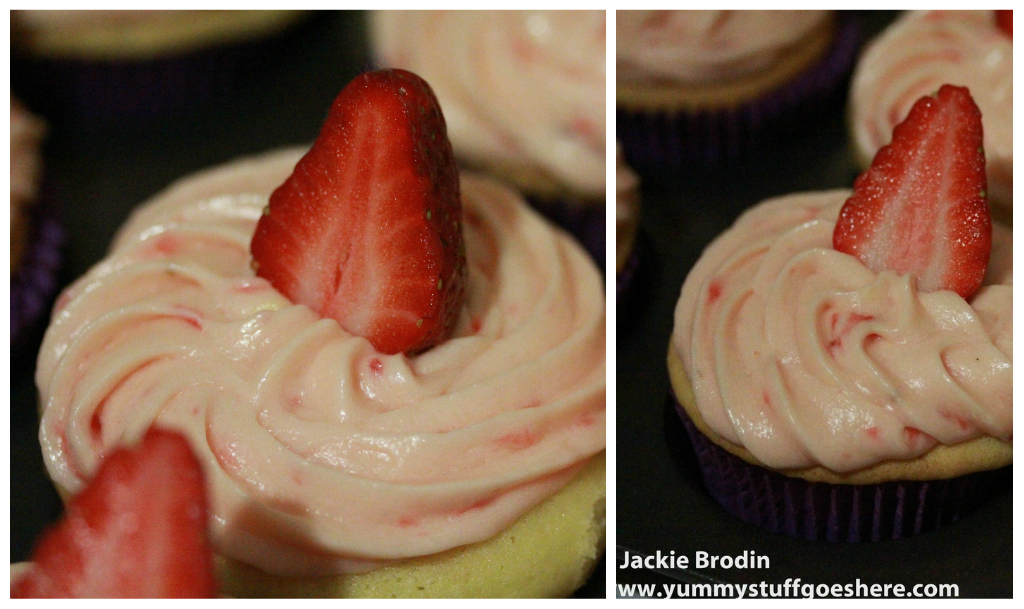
850,11,1012,214
251,69,465,356
834,85,990,300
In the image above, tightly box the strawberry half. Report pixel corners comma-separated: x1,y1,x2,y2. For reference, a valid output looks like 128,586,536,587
251,69,466,355
11,428,216,598
833,84,991,299
996,10,1012,38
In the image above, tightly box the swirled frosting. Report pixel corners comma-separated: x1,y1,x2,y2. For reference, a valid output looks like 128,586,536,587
672,191,1012,473
850,11,1012,212
36,148,606,577
370,11,606,198
617,10,829,83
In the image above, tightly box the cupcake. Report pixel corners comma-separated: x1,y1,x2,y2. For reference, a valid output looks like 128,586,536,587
35,70,605,597
669,85,1011,541
368,10,606,265
10,96,63,353
849,10,1012,222
617,10,859,172
616,145,641,300
10,10,307,125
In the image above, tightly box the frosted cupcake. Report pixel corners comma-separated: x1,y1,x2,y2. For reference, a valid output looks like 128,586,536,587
670,85,1011,541
617,10,859,171
11,96,63,353
849,10,1012,222
10,10,307,125
369,10,606,264
36,69,605,597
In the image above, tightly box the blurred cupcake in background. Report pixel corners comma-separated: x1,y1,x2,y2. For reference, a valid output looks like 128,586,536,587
10,96,63,355
369,10,607,266
10,10,308,126
617,10,859,173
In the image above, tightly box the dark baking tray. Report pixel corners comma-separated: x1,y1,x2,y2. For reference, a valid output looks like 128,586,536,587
9,10,603,598
615,10,1011,599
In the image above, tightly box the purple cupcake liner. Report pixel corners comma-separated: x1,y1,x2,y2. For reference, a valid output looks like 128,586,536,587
526,195,605,271
673,395,1008,542
9,17,307,128
11,195,65,351
618,15,861,172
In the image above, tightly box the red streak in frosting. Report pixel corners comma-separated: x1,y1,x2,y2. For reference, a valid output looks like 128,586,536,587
707,280,723,305
146,233,180,257
826,312,874,355
456,495,496,516
938,408,971,430
90,410,103,442
904,426,926,446
89,357,164,444
496,430,536,450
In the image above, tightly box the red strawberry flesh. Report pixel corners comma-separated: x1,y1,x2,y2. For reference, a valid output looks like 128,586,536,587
11,428,216,598
250,69,466,355
996,10,1012,38
833,84,991,299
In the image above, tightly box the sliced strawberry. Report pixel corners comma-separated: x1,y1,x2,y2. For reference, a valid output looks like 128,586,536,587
11,428,216,598
996,10,1012,38
251,69,466,355
833,84,990,299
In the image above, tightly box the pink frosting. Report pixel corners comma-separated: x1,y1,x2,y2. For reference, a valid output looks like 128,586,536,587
617,10,829,83
850,11,1012,212
370,11,606,197
36,148,606,577
673,190,1012,473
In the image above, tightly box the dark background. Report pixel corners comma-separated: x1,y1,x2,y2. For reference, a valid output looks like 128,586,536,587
10,11,603,598
615,11,1012,598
